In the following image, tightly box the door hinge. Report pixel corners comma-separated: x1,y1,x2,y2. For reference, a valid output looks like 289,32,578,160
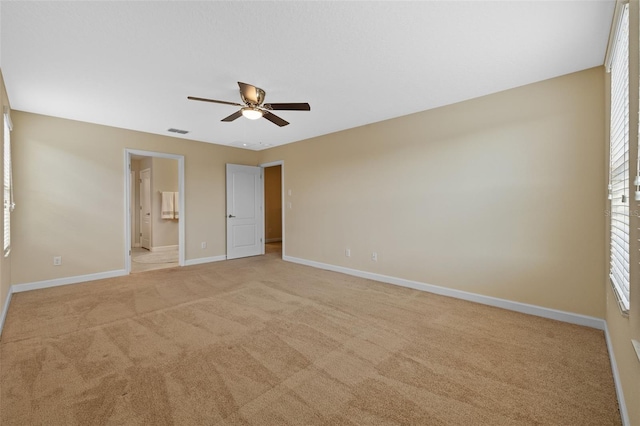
140,206,142,210
139,233,142,237
139,179,142,183
129,250,131,256
260,238,263,243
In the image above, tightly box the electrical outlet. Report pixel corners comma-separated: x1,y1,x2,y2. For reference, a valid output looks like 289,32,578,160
201,242,207,249
53,256,62,266
345,248,351,257
371,252,378,262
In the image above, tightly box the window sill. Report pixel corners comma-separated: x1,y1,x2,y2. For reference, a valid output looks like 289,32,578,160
632,340,640,364
616,302,630,318
609,278,630,317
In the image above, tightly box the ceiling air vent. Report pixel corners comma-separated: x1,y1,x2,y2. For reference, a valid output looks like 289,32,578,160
167,128,189,134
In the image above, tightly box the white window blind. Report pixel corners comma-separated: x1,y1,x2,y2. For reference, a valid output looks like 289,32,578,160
608,3,630,312
3,108,13,258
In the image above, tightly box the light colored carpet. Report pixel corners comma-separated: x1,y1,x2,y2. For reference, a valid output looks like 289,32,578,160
0,247,621,425
132,250,178,264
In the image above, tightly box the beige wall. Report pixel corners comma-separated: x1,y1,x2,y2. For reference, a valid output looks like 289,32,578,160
604,2,640,424
6,62,633,420
260,67,606,318
151,157,179,249
0,69,10,325
11,112,259,284
264,165,282,242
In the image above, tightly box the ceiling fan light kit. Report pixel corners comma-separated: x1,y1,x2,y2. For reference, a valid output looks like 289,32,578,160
241,107,263,120
188,81,310,127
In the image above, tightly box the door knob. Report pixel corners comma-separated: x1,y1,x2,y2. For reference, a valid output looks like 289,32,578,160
146,213,150,216
228,214,236,218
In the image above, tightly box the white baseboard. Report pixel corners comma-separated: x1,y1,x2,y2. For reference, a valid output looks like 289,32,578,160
184,255,227,266
0,253,629,421
604,324,630,426
310,251,629,424
266,238,282,243
283,255,606,330
12,269,128,293
150,245,178,253
0,286,13,339
283,256,630,417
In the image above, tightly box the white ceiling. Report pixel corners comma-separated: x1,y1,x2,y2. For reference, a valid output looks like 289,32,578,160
0,1,615,150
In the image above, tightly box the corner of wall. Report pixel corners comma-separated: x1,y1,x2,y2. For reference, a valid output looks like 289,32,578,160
0,284,12,339
0,68,12,338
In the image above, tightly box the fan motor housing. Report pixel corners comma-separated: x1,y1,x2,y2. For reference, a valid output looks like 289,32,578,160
241,87,266,106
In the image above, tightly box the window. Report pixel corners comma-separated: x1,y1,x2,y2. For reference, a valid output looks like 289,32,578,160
608,2,630,312
3,108,13,257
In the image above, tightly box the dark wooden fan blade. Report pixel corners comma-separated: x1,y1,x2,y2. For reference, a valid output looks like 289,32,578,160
221,110,243,122
263,111,289,127
265,103,311,111
188,96,243,107
238,82,259,104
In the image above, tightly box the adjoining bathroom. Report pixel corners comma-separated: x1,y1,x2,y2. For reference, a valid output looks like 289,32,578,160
130,155,179,273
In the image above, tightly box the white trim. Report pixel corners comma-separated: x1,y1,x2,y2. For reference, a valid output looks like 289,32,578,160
604,324,630,426
286,254,631,414
11,269,127,293
150,245,178,253
0,286,13,338
138,167,152,252
124,150,133,273
130,170,135,247
3,107,12,131
125,149,185,273
0,252,628,421
632,339,640,363
605,0,630,72
259,161,283,168
265,238,282,243
184,255,226,266
283,255,606,330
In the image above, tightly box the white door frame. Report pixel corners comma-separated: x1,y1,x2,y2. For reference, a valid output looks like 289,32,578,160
259,160,285,257
139,168,152,250
130,170,136,247
124,149,185,273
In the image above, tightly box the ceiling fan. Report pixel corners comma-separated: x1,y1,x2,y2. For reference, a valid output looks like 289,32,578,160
188,82,310,127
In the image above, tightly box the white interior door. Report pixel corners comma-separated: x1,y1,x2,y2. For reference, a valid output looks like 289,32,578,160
226,164,263,259
140,168,151,250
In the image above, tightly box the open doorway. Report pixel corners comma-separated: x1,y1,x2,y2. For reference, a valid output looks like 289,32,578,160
262,161,284,258
125,149,185,273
